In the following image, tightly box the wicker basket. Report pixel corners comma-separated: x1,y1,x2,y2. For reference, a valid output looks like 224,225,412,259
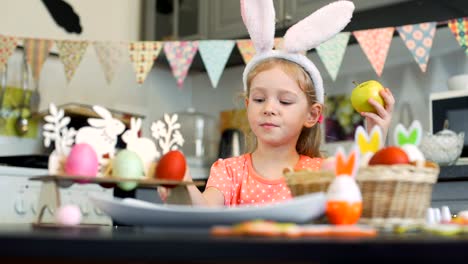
284,164,439,226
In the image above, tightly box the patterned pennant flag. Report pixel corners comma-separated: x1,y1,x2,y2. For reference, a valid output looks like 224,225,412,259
316,32,351,81
397,22,436,72
353,27,395,77
23,38,53,82
55,40,89,83
198,40,235,88
94,41,128,84
448,17,468,55
129,41,162,85
237,39,255,64
164,41,199,88
0,35,18,72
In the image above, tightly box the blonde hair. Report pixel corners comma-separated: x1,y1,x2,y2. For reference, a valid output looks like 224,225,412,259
245,58,323,158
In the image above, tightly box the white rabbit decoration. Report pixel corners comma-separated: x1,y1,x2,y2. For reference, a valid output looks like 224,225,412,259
74,105,125,164
394,120,425,164
354,125,384,166
326,146,362,225
151,113,184,155
122,117,158,177
43,103,76,175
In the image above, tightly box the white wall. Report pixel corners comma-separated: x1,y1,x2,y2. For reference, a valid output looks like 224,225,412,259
0,0,142,41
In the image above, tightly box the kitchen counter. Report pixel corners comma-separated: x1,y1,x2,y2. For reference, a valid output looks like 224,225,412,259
1,224,468,263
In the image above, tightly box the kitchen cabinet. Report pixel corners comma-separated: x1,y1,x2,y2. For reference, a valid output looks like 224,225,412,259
143,0,329,41
208,0,333,40
142,0,209,40
144,0,414,41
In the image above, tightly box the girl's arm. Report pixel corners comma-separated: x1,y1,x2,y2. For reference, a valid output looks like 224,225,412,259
184,168,225,207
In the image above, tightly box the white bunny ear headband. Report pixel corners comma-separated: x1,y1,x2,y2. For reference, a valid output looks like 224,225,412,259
241,0,355,104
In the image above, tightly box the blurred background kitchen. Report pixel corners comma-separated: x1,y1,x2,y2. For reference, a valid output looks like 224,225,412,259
0,0,468,223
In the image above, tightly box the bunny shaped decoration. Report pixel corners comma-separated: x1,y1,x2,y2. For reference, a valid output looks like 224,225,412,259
354,125,383,166
74,105,126,164
393,120,425,164
43,103,76,175
240,0,354,103
151,113,184,155
326,146,362,225
122,117,158,177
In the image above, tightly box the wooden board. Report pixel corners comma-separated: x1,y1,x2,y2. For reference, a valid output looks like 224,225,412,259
29,175,205,188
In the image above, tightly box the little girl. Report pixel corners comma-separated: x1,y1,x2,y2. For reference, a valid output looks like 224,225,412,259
184,0,394,207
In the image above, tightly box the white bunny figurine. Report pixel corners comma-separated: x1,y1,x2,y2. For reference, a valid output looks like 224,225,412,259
326,146,362,225
394,120,425,165
74,105,126,163
122,117,158,177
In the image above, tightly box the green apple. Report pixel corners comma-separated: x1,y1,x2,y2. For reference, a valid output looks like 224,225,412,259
350,80,385,113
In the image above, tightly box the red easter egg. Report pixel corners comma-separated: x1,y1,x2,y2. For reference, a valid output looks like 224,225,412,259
155,150,186,188
369,146,410,166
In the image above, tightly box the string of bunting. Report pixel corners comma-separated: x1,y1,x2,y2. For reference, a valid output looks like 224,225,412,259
0,17,467,88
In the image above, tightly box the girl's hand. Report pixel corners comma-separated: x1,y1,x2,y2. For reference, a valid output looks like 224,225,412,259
360,88,395,143
158,166,193,202
183,166,193,182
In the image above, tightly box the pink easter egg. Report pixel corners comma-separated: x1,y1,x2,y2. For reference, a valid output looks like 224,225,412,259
55,204,82,226
65,143,99,180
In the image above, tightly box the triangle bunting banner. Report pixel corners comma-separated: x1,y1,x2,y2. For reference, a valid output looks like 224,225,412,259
236,39,255,64
0,35,18,72
94,41,127,84
128,41,163,85
198,40,235,88
316,32,351,81
164,41,199,88
23,38,53,82
448,17,468,55
397,22,436,72
353,27,395,77
55,40,89,83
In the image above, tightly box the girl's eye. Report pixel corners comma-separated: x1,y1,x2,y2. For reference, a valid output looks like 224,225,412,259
253,98,264,103
280,101,292,105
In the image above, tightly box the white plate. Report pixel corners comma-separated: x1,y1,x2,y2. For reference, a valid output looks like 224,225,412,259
90,192,326,227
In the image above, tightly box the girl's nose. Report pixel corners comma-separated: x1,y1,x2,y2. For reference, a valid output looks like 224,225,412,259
263,101,276,116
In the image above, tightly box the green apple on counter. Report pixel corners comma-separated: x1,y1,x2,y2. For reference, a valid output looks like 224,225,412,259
350,80,385,113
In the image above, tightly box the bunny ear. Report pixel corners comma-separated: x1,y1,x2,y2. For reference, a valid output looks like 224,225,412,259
93,105,112,120
355,125,383,155
283,1,354,53
394,120,422,146
135,118,142,130
240,0,275,53
335,146,359,178
88,118,106,128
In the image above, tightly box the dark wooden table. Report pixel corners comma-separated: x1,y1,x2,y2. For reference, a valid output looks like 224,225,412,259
0,224,467,263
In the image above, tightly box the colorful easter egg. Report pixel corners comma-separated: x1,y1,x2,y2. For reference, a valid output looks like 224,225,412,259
55,204,82,226
65,143,99,180
155,150,186,188
113,150,145,191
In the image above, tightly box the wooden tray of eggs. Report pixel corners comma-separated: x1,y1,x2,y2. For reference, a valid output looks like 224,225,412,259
30,149,204,190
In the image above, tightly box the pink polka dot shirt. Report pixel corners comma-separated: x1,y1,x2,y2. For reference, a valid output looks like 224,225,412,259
205,153,322,206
